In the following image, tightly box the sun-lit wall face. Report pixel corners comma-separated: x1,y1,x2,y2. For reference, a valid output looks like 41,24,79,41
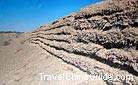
0,0,102,32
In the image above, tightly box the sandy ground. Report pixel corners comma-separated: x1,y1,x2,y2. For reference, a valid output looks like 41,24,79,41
0,33,106,85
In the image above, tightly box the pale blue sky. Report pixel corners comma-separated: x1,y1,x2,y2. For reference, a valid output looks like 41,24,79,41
0,0,102,32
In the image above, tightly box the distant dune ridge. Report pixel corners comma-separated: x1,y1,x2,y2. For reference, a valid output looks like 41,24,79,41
0,0,138,85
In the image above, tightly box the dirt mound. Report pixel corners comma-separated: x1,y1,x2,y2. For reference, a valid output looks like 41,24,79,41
30,0,138,84
0,32,21,46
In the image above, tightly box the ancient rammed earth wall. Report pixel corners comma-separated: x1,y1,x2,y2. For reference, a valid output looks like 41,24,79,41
29,0,138,84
